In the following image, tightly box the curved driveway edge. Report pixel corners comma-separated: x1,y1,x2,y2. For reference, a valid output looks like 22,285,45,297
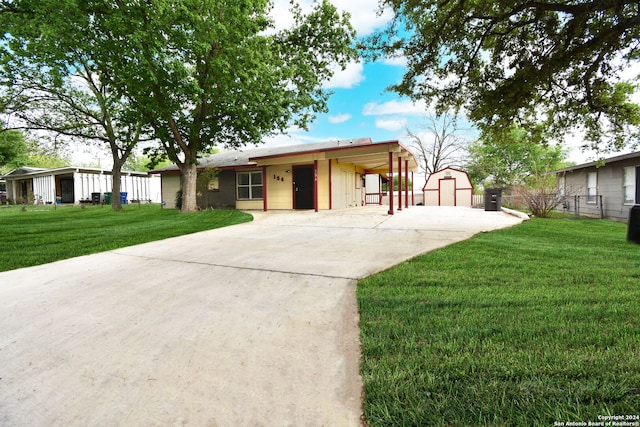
0,206,522,426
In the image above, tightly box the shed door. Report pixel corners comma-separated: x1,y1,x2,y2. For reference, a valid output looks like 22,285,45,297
293,166,314,210
439,179,456,206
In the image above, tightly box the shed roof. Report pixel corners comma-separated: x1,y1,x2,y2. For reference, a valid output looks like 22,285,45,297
422,167,473,191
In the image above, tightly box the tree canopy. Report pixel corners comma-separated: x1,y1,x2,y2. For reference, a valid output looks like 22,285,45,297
405,111,468,179
0,128,69,172
1,0,153,210
1,0,357,212
364,0,640,152
97,0,356,212
0,127,29,169
466,126,567,188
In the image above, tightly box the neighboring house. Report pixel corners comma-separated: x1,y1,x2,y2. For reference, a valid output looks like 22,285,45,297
0,178,6,204
2,166,161,205
422,167,474,207
151,138,419,213
554,151,640,221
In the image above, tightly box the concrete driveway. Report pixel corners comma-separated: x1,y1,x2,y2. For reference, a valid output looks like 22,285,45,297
0,206,522,426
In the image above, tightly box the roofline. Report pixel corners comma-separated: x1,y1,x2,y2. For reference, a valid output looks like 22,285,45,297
247,138,376,161
248,139,418,165
422,166,474,191
149,139,420,175
3,166,150,178
553,150,640,173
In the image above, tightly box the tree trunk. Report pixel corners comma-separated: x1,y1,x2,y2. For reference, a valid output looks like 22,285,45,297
180,162,198,212
111,162,124,211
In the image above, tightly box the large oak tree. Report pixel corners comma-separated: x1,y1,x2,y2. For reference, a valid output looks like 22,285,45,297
90,0,356,213
1,1,150,210
363,0,640,152
1,0,356,212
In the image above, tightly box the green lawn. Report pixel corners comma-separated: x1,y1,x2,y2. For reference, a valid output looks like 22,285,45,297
358,218,640,426
0,204,252,272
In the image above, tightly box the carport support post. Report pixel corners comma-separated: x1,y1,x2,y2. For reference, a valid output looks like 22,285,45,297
387,152,394,215
313,160,318,213
405,159,409,208
411,171,415,206
397,156,402,211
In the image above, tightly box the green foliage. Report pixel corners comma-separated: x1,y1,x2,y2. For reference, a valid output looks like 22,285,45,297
382,175,413,192
0,204,252,272
0,129,69,171
25,149,70,169
466,126,566,188
67,0,357,212
358,218,640,426
123,153,172,172
1,0,151,210
0,128,29,168
363,0,640,151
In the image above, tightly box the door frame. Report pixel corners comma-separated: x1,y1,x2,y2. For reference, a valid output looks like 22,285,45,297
293,165,315,210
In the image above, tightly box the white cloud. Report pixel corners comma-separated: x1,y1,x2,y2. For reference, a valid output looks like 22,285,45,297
363,99,430,116
328,113,352,124
383,55,408,67
339,0,393,36
375,118,408,132
270,0,391,36
324,61,365,89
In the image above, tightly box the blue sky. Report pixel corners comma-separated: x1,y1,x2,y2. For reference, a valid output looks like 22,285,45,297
265,0,449,149
264,0,635,166
79,0,626,168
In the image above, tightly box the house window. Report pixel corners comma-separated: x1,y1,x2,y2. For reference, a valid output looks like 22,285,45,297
587,171,597,203
207,176,219,191
237,171,263,200
623,166,636,205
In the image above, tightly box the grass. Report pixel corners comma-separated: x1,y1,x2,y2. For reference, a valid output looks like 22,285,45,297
0,204,252,272
358,217,640,426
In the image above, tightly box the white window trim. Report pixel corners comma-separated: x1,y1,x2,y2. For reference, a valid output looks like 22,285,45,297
586,171,597,204
623,166,636,205
236,170,263,200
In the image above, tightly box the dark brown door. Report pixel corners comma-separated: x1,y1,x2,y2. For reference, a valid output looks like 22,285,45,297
293,166,314,210
60,178,74,203
636,166,640,204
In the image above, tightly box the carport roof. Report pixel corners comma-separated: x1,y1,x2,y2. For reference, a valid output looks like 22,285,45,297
150,137,418,174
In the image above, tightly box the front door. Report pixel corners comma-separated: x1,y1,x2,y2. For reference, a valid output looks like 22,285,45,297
293,166,314,210
60,178,74,203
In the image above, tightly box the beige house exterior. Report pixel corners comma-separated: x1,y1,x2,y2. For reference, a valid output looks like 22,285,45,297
422,167,474,207
152,138,419,213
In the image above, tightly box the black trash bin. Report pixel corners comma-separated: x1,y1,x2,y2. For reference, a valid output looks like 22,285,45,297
91,192,101,205
484,188,503,211
627,205,640,243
